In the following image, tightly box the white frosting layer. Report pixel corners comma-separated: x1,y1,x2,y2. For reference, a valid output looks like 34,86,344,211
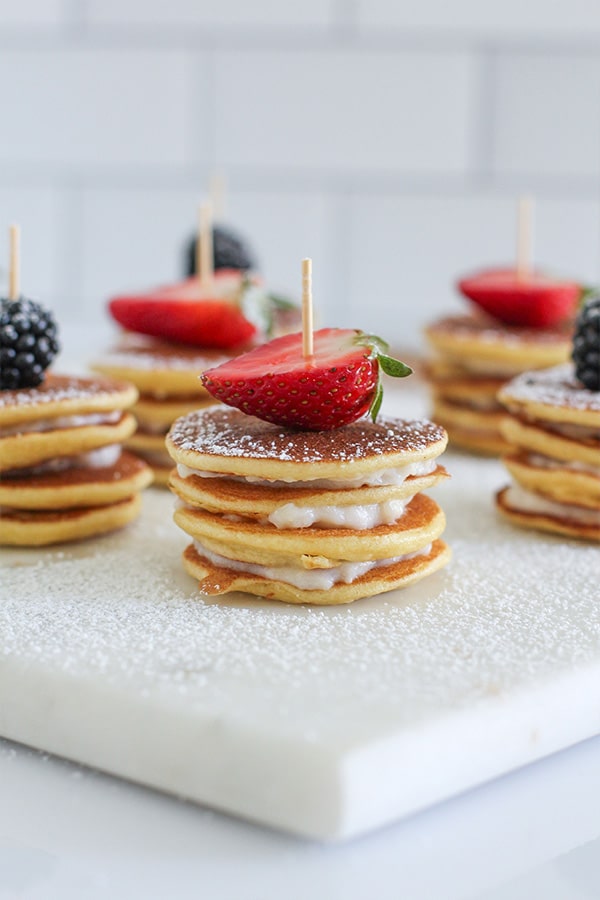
527,453,600,477
6,444,122,477
505,485,600,525
0,411,121,437
193,540,432,591
267,497,414,530
176,458,437,488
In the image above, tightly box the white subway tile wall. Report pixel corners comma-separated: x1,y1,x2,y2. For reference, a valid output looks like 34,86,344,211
0,1,599,352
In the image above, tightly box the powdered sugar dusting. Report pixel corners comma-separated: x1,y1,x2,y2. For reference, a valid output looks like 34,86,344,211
427,314,572,347
1,457,599,742
168,407,446,464
0,373,130,412
95,347,231,373
501,364,600,414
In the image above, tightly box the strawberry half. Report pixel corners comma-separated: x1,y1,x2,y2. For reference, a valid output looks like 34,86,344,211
109,271,262,350
200,328,412,431
458,268,580,327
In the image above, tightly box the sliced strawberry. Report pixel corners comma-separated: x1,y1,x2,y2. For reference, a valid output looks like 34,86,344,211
109,272,258,349
201,328,412,431
458,268,580,327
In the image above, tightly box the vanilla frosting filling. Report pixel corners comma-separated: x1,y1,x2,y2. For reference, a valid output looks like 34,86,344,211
505,484,600,525
266,496,415,529
176,458,437,488
4,444,122,477
193,540,432,590
526,453,600,477
0,411,121,437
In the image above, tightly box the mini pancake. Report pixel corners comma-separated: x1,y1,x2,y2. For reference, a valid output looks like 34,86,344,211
0,450,153,509
0,494,142,546
502,452,600,510
500,417,600,467
498,365,600,429
181,538,451,605
125,431,174,483
134,394,216,433
430,378,504,410
174,493,446,568
425,315,571,373
169,464,448,519
167,408,448,483
430,398,511,456
93,340,232,398
496,485,600,542
0,372,137,427
0,412,136,473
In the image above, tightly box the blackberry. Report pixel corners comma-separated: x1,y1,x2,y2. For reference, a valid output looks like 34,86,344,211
0,297,60,390
572,295,600,391
185,225,257,277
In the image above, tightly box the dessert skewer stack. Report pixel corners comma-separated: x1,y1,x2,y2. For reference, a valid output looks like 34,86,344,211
0,227,152,546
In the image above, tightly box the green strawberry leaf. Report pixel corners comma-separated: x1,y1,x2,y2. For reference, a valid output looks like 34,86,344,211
379,354,412,377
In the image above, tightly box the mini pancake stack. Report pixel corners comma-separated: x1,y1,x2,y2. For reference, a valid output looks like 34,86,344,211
0,373,152,546
496,365,600,542
424,315,572,455
166,407,450,605
93,336,228,485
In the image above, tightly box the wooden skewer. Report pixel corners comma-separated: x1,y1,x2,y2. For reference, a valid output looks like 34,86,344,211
516,194,534,281
8,224,20,300
209,171,226,221
302,257,314,358
197,202,214,288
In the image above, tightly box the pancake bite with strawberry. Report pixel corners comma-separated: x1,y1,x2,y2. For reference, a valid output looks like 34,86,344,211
424,202,581,455
166,260,451,605
425,269,579,456
94,207,299,484
495,297,600,542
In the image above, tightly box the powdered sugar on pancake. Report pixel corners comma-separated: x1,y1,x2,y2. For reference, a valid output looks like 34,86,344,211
0,373,131,411
427,314,572,347
168,407,447,463
501,365,600,414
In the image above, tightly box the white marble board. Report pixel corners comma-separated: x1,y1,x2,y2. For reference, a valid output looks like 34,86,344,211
1,385,599,840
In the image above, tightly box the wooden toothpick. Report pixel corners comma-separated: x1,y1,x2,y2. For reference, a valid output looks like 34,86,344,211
8,224,20,300
197,202,214,288
302,257,314,358
516,194,534,281
209,171,226,222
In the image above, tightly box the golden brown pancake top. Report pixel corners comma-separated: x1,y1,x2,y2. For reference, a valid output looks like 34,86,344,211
499,365,600,416
168,407,446,465
426,314,572,347
0,373,137,425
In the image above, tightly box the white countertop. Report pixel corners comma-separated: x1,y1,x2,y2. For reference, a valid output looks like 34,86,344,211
1,732,600,900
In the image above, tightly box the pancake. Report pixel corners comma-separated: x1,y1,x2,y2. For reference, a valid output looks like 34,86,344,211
181,538,451,605
0,373,137,426
167,407,448,482
174,492,446,567
134,394,215,432
430,399,511,456
496,365,600,542
503,452,600,510
0,412,136,473
425,315,572,373
496,485,600,542
169,464,448,519
0,494,142,546
167,407,450,604
498,364,600,428
93,339,232,398
0,450,153,509
125,431,174,483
